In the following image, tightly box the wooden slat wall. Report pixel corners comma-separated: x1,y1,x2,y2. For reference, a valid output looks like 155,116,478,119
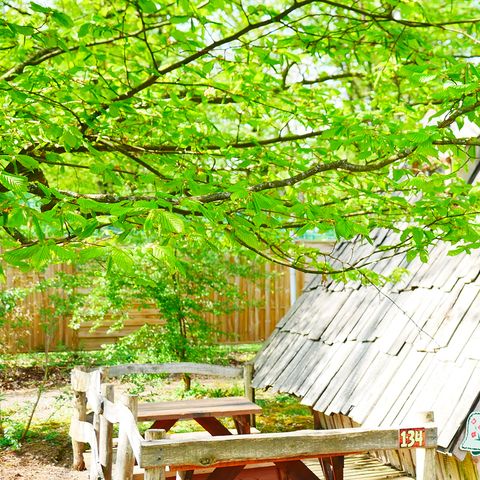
314,411,479,480
1,262,305,353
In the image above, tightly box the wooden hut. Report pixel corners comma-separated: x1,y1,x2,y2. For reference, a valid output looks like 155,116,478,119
253,230,480,479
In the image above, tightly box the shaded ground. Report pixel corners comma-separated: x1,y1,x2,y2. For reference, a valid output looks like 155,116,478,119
0,440,84,480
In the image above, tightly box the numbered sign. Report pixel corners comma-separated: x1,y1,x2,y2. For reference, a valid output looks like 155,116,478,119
399,428,426,448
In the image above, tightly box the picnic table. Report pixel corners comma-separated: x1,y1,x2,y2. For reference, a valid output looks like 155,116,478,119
137,396,261,436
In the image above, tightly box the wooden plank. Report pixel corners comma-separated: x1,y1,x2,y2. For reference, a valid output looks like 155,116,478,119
351,351,408,424
137,397,261,422
71,368,94,393
438,293,480,363
423,283,479,351
322,343,379,417
100,384,114,480
415,448,436,480
273,340,317,392
107,363,243,379
380,352,436,428
72,366,88,471
254,334,306,389
144,430,167,480
115,394,138,480
362,347,424,428
302,343,355,407
139,426,437,469
151,418,178,431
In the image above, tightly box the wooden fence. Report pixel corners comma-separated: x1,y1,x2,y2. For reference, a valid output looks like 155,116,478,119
1,261,307,353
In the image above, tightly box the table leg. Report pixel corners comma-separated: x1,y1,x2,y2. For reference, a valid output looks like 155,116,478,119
195,416,232,436
151,418,178,432
319,456,344,480
275,460,320,480
205,465,245,480
233,415,251,434
176,471,194,480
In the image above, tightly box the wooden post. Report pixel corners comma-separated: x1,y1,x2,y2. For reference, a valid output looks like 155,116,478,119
415,411,436,480
115,394,138,480
94,369,108,444
72,366,87,471
144,429,167,480
99,383,114,480
243,363,256,427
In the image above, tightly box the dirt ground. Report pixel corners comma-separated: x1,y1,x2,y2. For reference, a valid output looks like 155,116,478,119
1,384,87,480
0,366,284,480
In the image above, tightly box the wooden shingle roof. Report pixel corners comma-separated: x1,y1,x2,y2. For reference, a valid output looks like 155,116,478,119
253,233,480,458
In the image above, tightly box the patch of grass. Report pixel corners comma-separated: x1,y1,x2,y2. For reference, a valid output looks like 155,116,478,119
0,412,69,450
256,393,313,433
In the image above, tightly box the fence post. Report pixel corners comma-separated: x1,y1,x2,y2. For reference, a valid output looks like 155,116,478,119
115,394,138,480
72,366,87,471
144,429,167,480
243,362,256,427
415,411,436,480
99,383,114,480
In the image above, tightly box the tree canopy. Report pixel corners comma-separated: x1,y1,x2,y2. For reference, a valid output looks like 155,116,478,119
1,0,480,276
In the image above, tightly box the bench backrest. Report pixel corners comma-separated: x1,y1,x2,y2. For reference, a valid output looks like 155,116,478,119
139,425,438,479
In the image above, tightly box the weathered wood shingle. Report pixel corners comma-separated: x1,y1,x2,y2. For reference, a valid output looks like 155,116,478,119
253,232,480,458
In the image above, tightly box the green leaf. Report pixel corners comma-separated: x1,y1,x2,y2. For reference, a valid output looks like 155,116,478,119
52,11,74,28
0,173,28,193
157,211,184,234
334,218,355,240
16,155,39,170
30,2,51,13
78,22,92,38
7,22,35,36
138,0,157,13
4,245,39,267
110,247,135,273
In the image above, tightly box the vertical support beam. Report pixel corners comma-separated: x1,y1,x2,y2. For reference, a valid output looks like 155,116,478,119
72,366,87,471
99,383,114,480
144,429,167,480
289,268,297,305
115,394,138,480
415,411,436,480
93,369,108,444
243,363,256,427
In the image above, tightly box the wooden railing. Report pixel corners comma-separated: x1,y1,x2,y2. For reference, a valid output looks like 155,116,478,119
70,364,437,480
70,362,255,477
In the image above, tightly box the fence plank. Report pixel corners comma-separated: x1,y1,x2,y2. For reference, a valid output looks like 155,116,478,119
106,363,244,378
2,259,310,352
